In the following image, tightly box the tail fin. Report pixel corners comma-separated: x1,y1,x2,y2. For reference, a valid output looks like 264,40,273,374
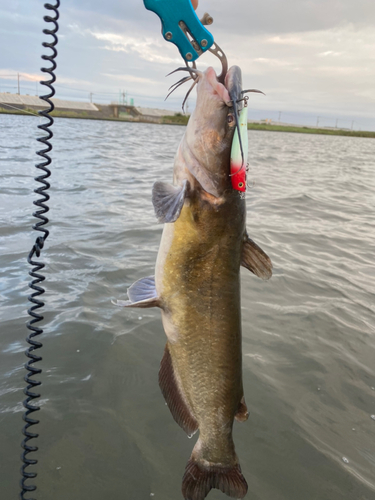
182,441,248,500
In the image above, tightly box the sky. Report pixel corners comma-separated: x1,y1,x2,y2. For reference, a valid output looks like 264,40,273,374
0,0,374,130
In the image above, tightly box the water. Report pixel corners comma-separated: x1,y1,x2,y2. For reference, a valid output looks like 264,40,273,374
1,114,375,499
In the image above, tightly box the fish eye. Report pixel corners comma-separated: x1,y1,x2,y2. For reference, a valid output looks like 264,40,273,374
227,114,234,124
238,182,244,188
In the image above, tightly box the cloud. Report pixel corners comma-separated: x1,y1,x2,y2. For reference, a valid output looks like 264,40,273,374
318,51,343,58
87,31,181,65
60,0,375,34
0,69,96,89
101,73,158,85
0,0,374,129
205,0,375,35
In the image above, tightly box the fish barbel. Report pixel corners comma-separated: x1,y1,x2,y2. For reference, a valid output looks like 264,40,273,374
114,65,272,500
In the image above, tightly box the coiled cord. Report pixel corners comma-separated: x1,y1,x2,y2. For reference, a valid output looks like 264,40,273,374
20,2,60,498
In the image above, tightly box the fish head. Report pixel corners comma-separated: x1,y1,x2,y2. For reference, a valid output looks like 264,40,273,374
181,65,244,197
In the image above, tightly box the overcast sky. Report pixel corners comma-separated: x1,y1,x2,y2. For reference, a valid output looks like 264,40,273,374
1,0,374,130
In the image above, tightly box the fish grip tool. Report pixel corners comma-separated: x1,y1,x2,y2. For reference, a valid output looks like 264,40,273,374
21,1,59,498
144,0,214,61
143,0,227,82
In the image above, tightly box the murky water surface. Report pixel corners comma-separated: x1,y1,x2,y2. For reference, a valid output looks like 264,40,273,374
1,114,374,499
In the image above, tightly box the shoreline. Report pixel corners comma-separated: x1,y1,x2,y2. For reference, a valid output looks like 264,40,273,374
246,122,375,138
1,107,374,138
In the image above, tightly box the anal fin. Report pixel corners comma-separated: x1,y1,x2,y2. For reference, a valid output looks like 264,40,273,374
112,275,161,309
152,180,189,223
159,344,198,436
241,233,273,280
235,396,249,422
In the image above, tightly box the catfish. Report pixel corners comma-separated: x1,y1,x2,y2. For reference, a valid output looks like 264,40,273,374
114,65,272,500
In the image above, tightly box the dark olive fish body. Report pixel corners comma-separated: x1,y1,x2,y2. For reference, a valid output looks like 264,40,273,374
158,188,247,490
114,66,272,500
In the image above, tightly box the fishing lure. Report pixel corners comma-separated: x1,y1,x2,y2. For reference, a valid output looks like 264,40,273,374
230,103,248,192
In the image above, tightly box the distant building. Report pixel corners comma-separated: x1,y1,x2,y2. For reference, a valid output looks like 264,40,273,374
111,104,178,122
0,92,187,124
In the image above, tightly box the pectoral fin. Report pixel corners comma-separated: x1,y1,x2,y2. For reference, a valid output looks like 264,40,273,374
112,275,161,308
241,234,273,280
152,180,189,223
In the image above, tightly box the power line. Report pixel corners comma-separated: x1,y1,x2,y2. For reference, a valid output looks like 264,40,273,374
0,102,39,116
1,76,191,100
1,75,374,128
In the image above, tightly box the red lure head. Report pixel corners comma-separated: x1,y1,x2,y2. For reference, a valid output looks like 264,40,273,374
231,162,246,192
230,104,248,192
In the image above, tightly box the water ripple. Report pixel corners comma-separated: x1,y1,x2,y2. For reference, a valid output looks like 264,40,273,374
1,115,375,499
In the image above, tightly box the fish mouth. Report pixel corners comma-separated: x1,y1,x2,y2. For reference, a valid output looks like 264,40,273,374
203,65,243,108
166,65,245,115
191,65,245,166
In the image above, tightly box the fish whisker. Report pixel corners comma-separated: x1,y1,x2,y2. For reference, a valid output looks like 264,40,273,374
242,89,266,96
165,76,193,101
182,79,197,113
168,76,193,92
167,66,202,79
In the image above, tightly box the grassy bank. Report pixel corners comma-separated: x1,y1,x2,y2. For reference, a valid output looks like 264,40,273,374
161,113,189,125
0,107,189,125
247,122,375,138
0,107,127,121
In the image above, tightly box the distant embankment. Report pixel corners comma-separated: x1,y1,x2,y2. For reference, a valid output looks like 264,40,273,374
248,122,375,139
0,93,373,138
0,92,187,125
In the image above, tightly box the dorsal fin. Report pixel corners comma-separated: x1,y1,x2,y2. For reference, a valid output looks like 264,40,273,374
159,344,198,437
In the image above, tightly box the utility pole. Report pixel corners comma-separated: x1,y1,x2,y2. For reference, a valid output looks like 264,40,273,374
89,92,93,103
278,111,281,122
17,73,20,95
316,116,320,128
335,118,338,128
36,81,38,96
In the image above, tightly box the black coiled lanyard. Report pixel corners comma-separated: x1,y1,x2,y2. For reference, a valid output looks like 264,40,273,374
21,2,60,499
